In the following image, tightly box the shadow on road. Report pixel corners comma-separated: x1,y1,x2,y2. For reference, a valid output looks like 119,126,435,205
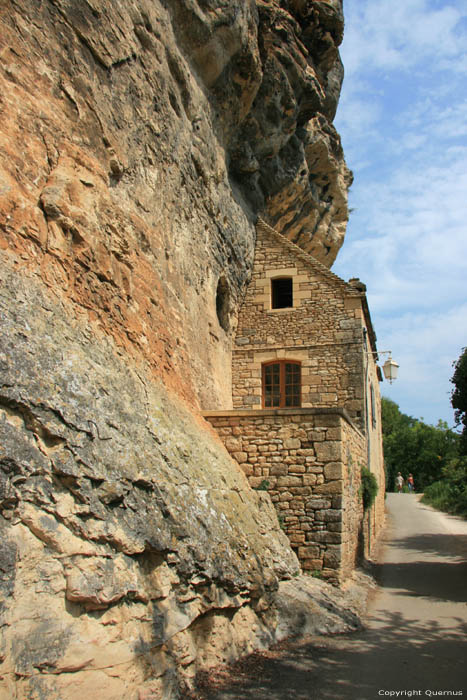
390,532,467,560
196,611,467,700
372,558,467,603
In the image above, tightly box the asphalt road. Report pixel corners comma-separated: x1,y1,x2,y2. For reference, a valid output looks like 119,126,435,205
202,494,467,700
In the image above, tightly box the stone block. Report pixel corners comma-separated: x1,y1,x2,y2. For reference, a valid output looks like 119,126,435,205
323,545,341,568
313,480,342,495
290,499,305,511
225,438,241,451
307,466,323,474
277,427,294,440
326,428,342,440
301,559,323,571
277,476,302,487
324,462,343,480
297,546,319,559
265,267,297,278
246,444,258,453
315,509,341,522
314,414,340,428
321,568,340,582
288,532,306,544
290,486,311,496
232,451,248,463
289,465,305,474
315,441,341,462
270,464,288,476
310,532,342,544
284,438,301,449
305,499,331,510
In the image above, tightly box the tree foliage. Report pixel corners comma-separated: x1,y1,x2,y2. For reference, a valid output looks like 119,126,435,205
451,347,467,455
422,456,467,518
381,398,460,492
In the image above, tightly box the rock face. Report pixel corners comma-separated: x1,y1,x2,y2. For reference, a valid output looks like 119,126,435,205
0,1,352,697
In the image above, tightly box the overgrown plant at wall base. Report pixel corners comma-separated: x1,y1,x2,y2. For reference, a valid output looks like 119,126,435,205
360,467,378,511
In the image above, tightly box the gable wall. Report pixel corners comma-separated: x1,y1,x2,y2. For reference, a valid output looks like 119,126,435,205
233,226,366,425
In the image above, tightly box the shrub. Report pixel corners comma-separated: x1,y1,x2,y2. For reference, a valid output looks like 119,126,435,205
422,456,467,518
360,466,378,510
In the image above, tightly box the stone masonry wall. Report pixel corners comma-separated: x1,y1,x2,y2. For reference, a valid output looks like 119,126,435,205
204,408,367,583
232,222,366,425
365,351,386,554
340,418,366,579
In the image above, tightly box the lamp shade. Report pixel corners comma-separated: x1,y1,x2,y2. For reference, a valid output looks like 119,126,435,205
383,357,399,383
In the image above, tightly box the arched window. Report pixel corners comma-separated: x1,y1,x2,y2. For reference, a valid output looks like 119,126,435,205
262,360,301,408
271,277,293,309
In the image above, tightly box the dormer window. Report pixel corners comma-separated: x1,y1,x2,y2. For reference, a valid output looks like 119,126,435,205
271,277,293,309
262,360,301,408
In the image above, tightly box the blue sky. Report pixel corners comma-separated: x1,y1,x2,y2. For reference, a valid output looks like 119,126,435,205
332,0,467,428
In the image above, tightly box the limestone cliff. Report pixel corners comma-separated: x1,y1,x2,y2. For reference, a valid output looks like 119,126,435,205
0,1,353,697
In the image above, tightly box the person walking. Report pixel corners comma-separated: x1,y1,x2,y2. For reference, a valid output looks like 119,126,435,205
396,472,404,493
407,474,415,492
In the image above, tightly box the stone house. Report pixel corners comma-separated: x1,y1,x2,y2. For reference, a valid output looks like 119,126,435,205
204,219,385,582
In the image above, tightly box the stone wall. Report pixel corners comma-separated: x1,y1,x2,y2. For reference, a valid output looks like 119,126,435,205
204,408,367,583
364,356,386,552
232,222,366,424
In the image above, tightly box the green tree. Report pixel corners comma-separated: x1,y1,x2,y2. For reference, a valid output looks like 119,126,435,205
451,347,467,455
381,398,460,492
381,398,416,491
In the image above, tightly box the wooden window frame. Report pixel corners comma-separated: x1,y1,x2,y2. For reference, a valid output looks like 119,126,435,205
262,360,302,409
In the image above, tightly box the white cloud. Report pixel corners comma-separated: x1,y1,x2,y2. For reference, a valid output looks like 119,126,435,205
342,0,467,76
333,0,467,425
378,305,467,425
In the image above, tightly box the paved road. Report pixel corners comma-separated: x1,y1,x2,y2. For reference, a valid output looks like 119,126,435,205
203,494,467,700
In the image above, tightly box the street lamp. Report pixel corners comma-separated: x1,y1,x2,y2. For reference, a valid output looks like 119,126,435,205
382,356,399,384
366,348,400,384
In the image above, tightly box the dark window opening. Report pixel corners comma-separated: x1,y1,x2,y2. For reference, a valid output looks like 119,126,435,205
262,361,301,408
271,277,293,309
216,276,230,332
